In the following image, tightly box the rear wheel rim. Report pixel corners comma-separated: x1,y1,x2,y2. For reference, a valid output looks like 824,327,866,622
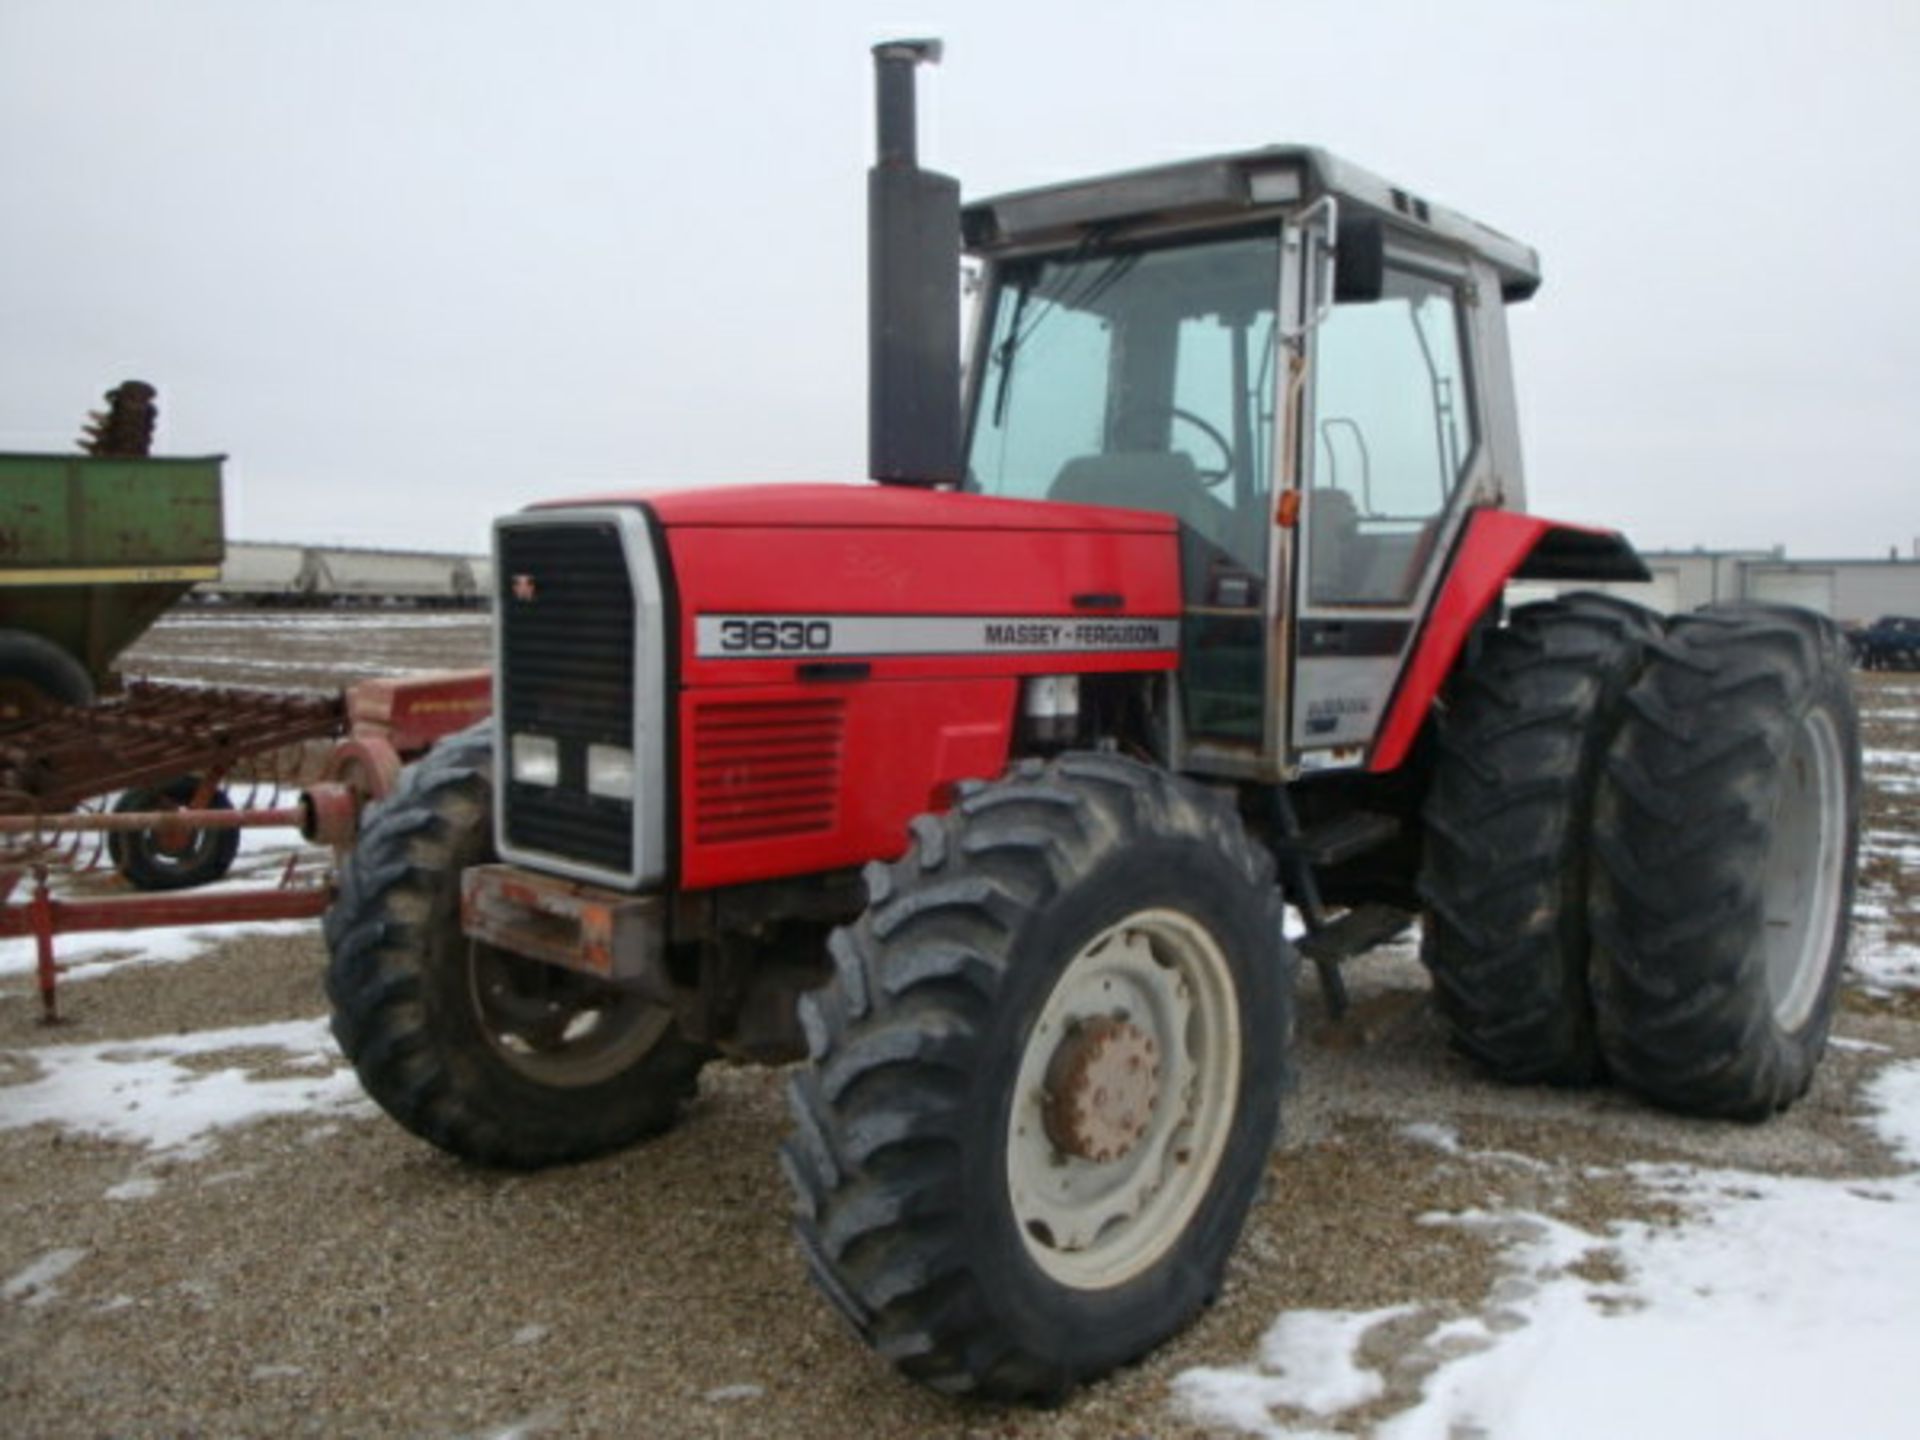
466,943,670,1087
1760,706,1847,1032
1006,907,1241,1290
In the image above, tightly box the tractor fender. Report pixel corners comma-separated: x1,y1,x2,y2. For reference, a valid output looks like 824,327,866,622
1366,509,1647,774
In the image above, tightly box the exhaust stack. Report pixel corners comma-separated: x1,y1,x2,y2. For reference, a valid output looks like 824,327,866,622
868,39,961,486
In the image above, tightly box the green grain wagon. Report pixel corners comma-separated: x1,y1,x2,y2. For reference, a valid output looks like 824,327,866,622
0,452,224,718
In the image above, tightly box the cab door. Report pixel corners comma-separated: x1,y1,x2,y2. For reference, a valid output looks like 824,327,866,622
1287,251,1487,761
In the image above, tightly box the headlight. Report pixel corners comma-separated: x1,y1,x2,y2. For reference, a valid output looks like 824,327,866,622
510,733,560,786
586,743,636,801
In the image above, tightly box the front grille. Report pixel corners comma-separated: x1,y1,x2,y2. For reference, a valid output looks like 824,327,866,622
497,520,635,875
692,697,846,844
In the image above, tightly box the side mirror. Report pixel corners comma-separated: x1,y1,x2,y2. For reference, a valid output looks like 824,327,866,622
1334,216,1386,303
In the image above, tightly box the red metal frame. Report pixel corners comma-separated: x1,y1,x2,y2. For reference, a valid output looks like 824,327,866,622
0,864,331,1023
1367,509,1633,774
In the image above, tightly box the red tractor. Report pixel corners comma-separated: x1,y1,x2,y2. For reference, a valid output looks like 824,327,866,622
325,42,1860,1400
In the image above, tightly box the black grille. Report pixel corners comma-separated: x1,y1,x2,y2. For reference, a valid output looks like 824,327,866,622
497,520,636,874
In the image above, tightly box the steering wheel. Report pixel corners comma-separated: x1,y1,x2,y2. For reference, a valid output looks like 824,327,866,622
1116,405,1236,487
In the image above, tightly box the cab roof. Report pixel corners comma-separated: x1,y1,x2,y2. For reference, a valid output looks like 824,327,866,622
962,145,1542,302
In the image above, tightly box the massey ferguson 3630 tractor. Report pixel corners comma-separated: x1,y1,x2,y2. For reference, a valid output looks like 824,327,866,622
325,42,1861,1400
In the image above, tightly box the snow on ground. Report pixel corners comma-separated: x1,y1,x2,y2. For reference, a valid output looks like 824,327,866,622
146,611,487,631
2,1246,88,1308
1177,1306,1417,1437
0,1015,365,1160
1864,747,1920,771
129,655,451,684
1852,910,1920,992
0,914,316,984
1176,1062,1920,1440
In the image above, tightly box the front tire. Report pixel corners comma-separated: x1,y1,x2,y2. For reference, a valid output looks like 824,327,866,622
1419,594,1661,1084
324,724,711,1168
1590,605,1860,1118
782,754,1291,1400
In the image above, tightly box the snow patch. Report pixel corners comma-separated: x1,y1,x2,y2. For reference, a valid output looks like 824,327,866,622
1865,1062,1920,1165
1176,1305,1415,1433
466,1409,566,1440
1862,747,1920,770
0,1015,368,1155
1177,1063,1920,1440
1850,919,1920,994
1399,1121,1461,1155
1400,1121,1552,1174
0,918,315,983
1830,1034,1893,1054
4,1247,87,1307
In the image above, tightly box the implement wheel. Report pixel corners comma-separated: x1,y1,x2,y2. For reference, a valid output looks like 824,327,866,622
1419,594,1661,1084
783,754,1290,1400
0,630,93,723
324,725,711,1168
107,776,242,891
1590,605,1860,1118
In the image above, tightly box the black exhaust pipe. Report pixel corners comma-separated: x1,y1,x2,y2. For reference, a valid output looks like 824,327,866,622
868,39,961,486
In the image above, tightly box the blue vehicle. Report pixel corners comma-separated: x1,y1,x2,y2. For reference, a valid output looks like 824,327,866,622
1859,615,1920,670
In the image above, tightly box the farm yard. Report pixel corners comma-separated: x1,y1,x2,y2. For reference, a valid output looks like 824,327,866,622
2,613,1917,1439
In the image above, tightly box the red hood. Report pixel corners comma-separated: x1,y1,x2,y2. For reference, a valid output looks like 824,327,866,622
533,481,1176,534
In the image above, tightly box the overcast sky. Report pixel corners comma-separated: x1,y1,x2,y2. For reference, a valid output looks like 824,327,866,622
3,0,1916,559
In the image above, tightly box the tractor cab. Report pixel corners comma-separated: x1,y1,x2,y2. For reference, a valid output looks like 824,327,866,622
958,149,1542,776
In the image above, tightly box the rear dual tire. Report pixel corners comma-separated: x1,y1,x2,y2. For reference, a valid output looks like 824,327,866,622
1590,604,1860,1118
1422,597,1858,1121
1419,594,1661,1084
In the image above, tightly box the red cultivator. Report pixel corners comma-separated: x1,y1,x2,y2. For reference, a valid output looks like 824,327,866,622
0,670,489,1021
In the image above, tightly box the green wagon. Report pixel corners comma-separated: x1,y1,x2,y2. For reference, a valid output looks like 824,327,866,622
0,451,224,719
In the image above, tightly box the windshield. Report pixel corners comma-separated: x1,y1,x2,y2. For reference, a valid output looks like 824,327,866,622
966,232,1281,577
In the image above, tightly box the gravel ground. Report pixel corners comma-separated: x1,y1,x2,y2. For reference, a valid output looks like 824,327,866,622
2,628,1915,1438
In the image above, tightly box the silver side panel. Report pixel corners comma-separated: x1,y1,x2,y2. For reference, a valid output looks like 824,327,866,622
492,506,668,892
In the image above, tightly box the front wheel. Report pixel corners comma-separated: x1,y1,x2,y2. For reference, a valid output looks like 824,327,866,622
324,724,711,1168
782,754,1291,1400
1590,605,1860,1118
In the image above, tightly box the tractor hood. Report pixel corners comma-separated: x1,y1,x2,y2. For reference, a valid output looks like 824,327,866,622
516,482,1186,893
537,482,1176,536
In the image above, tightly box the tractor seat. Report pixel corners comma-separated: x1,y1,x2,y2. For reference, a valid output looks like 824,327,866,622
1048,451,1239,560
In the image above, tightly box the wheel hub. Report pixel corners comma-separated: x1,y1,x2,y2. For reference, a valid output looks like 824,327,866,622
1006,909,1243,1290
1043,1016,1161,1163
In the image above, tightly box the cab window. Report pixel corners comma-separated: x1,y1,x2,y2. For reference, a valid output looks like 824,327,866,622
1307,269,1475,605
